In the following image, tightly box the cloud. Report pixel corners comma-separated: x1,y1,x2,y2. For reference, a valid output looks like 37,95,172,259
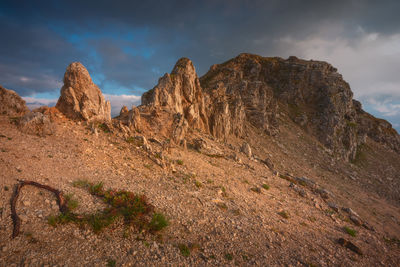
22,97,57,110
103,94,141,117
22,94,141,118
1,0,400,130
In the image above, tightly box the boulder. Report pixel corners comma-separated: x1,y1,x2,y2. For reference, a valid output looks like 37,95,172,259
240,142,252,158
56,62,111,122
18,112,55,136
261,157,274,170
0,85,28,116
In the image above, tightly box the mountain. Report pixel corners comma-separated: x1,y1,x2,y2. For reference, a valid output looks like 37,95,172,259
0,54,399,266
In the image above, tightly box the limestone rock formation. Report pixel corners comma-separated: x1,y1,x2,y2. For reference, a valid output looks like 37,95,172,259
240,142,252,158
0,85,28,116
115,105,142,133
121,53,399,161
18,112,55,136
142,58,208,132
200,54,360,161
56,62,111,122
201,55,278,139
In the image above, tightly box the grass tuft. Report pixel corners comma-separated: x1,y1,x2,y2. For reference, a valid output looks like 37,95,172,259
278,211,290,219
178,244,190,257
262,184,270,190
106,259,116,267
344,226,357,237
149,213,169,232
225,253,233,261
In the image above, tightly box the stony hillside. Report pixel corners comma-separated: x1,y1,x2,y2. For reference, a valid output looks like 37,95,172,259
0,54,399,266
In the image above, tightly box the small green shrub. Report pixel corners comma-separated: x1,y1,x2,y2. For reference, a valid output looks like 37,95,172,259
98,123,110,133
225,253,233,261
194,180,202,188
149,213,169,231
178,244,190,257
143,164,152,169
65,194,79,211
278,211,289,219
216,202,228,210
344,226,357,237
176,160,184,165
49,180,168,234
89,182,104,195
72,179,90,188
106,259,116,267
262,184,270,190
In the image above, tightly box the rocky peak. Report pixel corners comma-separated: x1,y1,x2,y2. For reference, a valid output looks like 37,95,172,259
141,57,208,132
0,85,29,116
200,54,360,161
56,62,111,122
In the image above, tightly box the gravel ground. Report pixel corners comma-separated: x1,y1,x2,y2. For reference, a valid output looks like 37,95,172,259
1,115,400,266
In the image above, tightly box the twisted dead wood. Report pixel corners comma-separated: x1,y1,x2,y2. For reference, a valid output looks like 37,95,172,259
10,180,68,238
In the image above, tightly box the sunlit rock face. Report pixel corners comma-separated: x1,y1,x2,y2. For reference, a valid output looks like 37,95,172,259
56,62,111,122
201,53,364,161
135,53,399,161
142,57,208,132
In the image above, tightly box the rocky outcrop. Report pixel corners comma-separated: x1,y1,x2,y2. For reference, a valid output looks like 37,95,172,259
202,56,278,139
125,53,399,160
116,105,142,133
200,54,360,161
353,100,400,153
119,58,209,144
56,62,111,122
142,58,208,132
0,85,29,116
18,112,55,136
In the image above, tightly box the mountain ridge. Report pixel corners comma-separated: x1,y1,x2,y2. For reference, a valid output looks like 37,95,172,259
0,54,399,266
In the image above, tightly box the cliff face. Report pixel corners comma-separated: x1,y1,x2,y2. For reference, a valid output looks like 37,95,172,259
133,53,399,161
200,54,362,161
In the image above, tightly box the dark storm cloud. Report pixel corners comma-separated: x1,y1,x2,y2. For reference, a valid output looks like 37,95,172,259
0,0,399,128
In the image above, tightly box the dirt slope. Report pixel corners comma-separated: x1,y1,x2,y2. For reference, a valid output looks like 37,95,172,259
1,110,400,266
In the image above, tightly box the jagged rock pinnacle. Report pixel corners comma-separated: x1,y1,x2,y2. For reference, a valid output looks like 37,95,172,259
56,62,111,122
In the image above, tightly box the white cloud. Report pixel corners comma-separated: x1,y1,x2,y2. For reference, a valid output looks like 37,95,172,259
22,97,57,110
365,98,400,117
104,94,141,117
22,94,142,118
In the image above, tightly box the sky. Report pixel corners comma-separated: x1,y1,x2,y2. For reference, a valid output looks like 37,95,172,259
0,0,399,130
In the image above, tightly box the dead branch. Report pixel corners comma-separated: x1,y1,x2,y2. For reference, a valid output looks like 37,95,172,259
10,180,69,238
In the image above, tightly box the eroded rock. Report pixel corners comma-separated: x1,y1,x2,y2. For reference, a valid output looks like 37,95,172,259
18,112,55,136
142,58,208,132
200,54,362,161
0,85,28,116
56,62,111,122
240,142,252,158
